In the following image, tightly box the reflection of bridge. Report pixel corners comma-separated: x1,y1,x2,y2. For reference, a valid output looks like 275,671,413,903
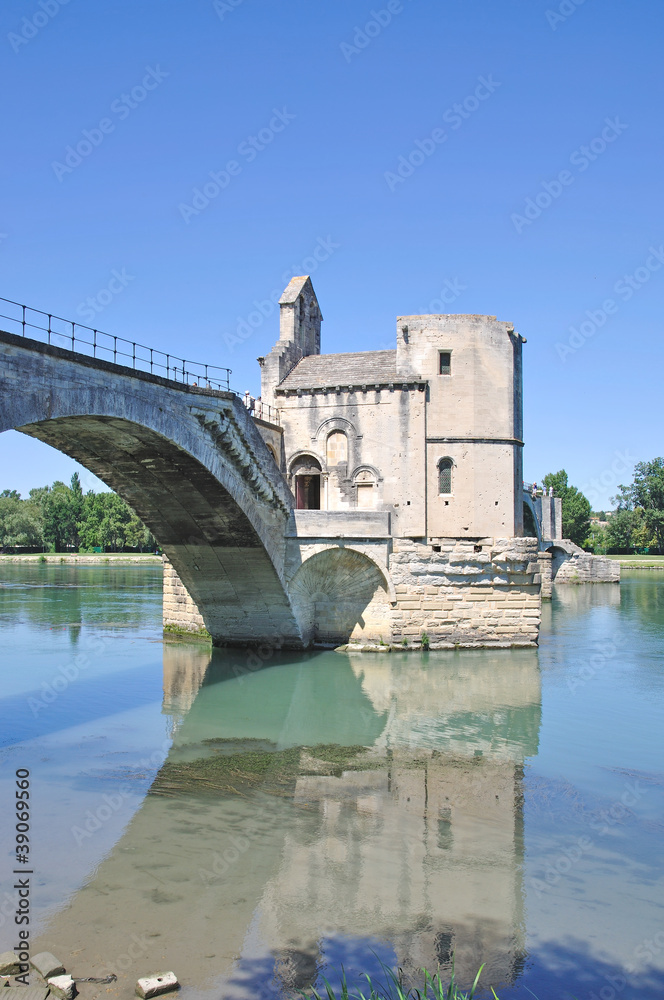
32,643,541,998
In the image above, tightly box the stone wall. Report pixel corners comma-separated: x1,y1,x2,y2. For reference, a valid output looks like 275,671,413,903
388,537,541,648
553,549,621,583
164,537,542,648
162,556,206,633
538,551,553,599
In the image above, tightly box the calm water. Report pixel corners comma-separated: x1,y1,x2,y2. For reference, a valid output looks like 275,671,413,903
0,565,663,1000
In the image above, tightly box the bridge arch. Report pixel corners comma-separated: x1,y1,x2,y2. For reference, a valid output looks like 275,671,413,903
288,546,394,646
0,332,304,647
522,492,542,547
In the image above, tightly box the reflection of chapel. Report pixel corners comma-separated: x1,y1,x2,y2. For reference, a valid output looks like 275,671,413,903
258,276,526,540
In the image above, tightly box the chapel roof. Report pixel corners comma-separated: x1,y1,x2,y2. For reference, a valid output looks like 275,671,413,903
277,350,401,391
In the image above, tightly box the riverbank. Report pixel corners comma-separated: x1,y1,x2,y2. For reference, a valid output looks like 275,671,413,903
607,555,664,570
0,553,162,565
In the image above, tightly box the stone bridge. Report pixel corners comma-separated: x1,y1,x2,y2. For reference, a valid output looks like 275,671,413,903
0,329,313,646
0,327,544,648
522,487,619,590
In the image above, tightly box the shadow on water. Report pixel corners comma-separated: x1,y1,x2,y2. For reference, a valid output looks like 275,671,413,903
34,641,543,1000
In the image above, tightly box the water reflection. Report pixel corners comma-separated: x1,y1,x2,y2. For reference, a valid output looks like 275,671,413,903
0,563,162,635
35,644,540,999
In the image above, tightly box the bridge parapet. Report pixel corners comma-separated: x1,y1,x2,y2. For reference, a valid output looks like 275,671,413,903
0,328,303,647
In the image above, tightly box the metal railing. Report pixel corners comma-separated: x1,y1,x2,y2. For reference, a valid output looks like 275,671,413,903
242,396,280,425
0,296,233,392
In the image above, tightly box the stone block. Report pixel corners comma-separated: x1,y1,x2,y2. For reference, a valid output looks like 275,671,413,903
136,973,180,998
0,956,19,977
3,990,49,1000
31,953,65,979
48,976,77,1000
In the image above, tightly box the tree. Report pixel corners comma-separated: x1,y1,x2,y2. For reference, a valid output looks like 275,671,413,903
585,523,608,554
605,508,639,552
69,472,84,549
38,481,80,551
631,458,664,552
0,492,43,549
1,479,156,553
542,469,591,547
611,458,664,553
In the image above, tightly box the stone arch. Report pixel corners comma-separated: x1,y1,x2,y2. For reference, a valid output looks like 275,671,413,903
545,543,571,580
288,450,324,474
522,492,542,547
315,416,357,440
350,464,383,483
351,465,382,510
289,453,322,510
316,417,358,475
0,332,304,647
289,547,393,646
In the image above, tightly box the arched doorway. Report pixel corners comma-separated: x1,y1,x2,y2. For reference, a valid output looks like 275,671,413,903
290,455,322,510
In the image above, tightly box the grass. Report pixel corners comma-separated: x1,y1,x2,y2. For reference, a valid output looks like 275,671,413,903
299,962,498,1000
606,554,664,567
163,623,212,642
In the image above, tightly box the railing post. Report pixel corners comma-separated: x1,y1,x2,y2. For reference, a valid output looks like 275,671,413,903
47,314,52,345
71,322,75,352
113,337,117,365
21,304,26,337
132,342,136,368
93,331,97,358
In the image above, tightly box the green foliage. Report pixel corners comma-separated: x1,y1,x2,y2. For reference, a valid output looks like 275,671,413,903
542,469,591,547
584,523,608,554
0,490,43,549
420,631,430,650
0,475,156,553
609,457,664,553
606,508,639,552
299,961,492,1000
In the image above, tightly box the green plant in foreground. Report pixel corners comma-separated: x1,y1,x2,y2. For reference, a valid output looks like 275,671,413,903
420,630,430,650
300,961,494,1000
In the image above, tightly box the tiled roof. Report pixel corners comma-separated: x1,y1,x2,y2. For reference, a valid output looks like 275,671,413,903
277,350,403,390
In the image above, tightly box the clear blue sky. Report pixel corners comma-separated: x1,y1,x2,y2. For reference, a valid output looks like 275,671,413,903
1,0,662,509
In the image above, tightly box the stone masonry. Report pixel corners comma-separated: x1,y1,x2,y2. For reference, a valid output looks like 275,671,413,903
163,556,206,633
389,537,540,647
0,274,611,651
165,536,541,648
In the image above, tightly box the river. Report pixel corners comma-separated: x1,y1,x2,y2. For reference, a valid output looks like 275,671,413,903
0,564,662,1000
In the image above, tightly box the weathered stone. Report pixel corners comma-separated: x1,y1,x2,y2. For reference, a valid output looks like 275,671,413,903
3,989,49,1000
0,957,19,977
47,976,76,999
31,953,65,979
135,972,180,998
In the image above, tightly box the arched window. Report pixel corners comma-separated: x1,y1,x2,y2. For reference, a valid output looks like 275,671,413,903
326,431,348,465
438,458,453,495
